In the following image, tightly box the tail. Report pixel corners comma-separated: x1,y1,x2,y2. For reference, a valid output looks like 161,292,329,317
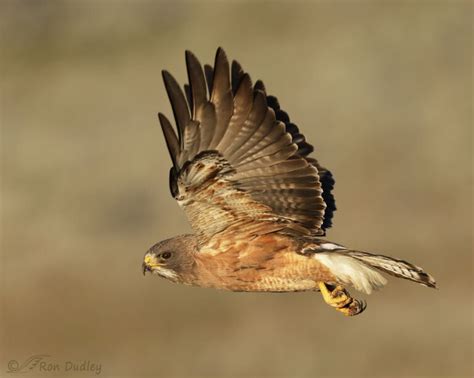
311,246,437,294
346,251,437,289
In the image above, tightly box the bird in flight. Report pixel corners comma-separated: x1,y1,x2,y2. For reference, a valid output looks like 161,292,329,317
143,48,436,316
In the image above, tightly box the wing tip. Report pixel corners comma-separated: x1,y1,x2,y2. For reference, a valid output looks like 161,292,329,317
185,49,198,64
161,70,177,90
214,47,229,69
216,46,226,56
254,79,266,93
157,112,168,123
161,69,170,80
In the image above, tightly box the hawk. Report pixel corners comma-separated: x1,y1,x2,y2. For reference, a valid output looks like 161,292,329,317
143,48,436,316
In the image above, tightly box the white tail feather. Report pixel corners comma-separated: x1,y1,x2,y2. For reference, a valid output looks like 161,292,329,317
314,253,387,294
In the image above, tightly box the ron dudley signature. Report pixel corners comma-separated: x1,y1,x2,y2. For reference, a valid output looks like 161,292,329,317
6,355,102,375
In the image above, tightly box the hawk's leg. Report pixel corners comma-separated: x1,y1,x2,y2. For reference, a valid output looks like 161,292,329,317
317,282,367,316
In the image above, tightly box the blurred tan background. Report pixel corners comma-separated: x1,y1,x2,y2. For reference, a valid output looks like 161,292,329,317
1,1,472,377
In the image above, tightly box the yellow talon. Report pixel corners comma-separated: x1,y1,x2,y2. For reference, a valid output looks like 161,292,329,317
318,282,352,308
317,282,367,316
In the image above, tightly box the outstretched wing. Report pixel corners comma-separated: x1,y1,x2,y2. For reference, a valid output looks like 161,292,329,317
158,48,336,246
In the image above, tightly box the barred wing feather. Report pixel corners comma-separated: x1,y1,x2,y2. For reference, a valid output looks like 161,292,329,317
158,48,336,245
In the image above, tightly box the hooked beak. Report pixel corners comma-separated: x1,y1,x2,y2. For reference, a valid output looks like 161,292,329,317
142,262,150,276
142,254,162,276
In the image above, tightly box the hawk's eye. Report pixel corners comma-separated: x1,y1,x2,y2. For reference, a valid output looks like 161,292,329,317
161,252,172,260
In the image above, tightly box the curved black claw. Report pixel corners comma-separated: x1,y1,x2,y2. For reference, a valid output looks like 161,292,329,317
339,298,367,316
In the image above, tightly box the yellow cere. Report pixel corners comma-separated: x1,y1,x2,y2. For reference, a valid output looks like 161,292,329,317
144,255,161,267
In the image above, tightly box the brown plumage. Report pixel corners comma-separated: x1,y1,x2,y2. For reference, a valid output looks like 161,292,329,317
143,48,436,316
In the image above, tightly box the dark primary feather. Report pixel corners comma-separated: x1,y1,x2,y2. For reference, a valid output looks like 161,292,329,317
159,48,336,243
231,60,245,94
158,113,179,169
208,48,233,150
162,70,190,145
204,64,214,95
185,50,207,117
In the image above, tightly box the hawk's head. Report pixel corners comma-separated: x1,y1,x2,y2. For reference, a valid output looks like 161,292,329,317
142,234,197,282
